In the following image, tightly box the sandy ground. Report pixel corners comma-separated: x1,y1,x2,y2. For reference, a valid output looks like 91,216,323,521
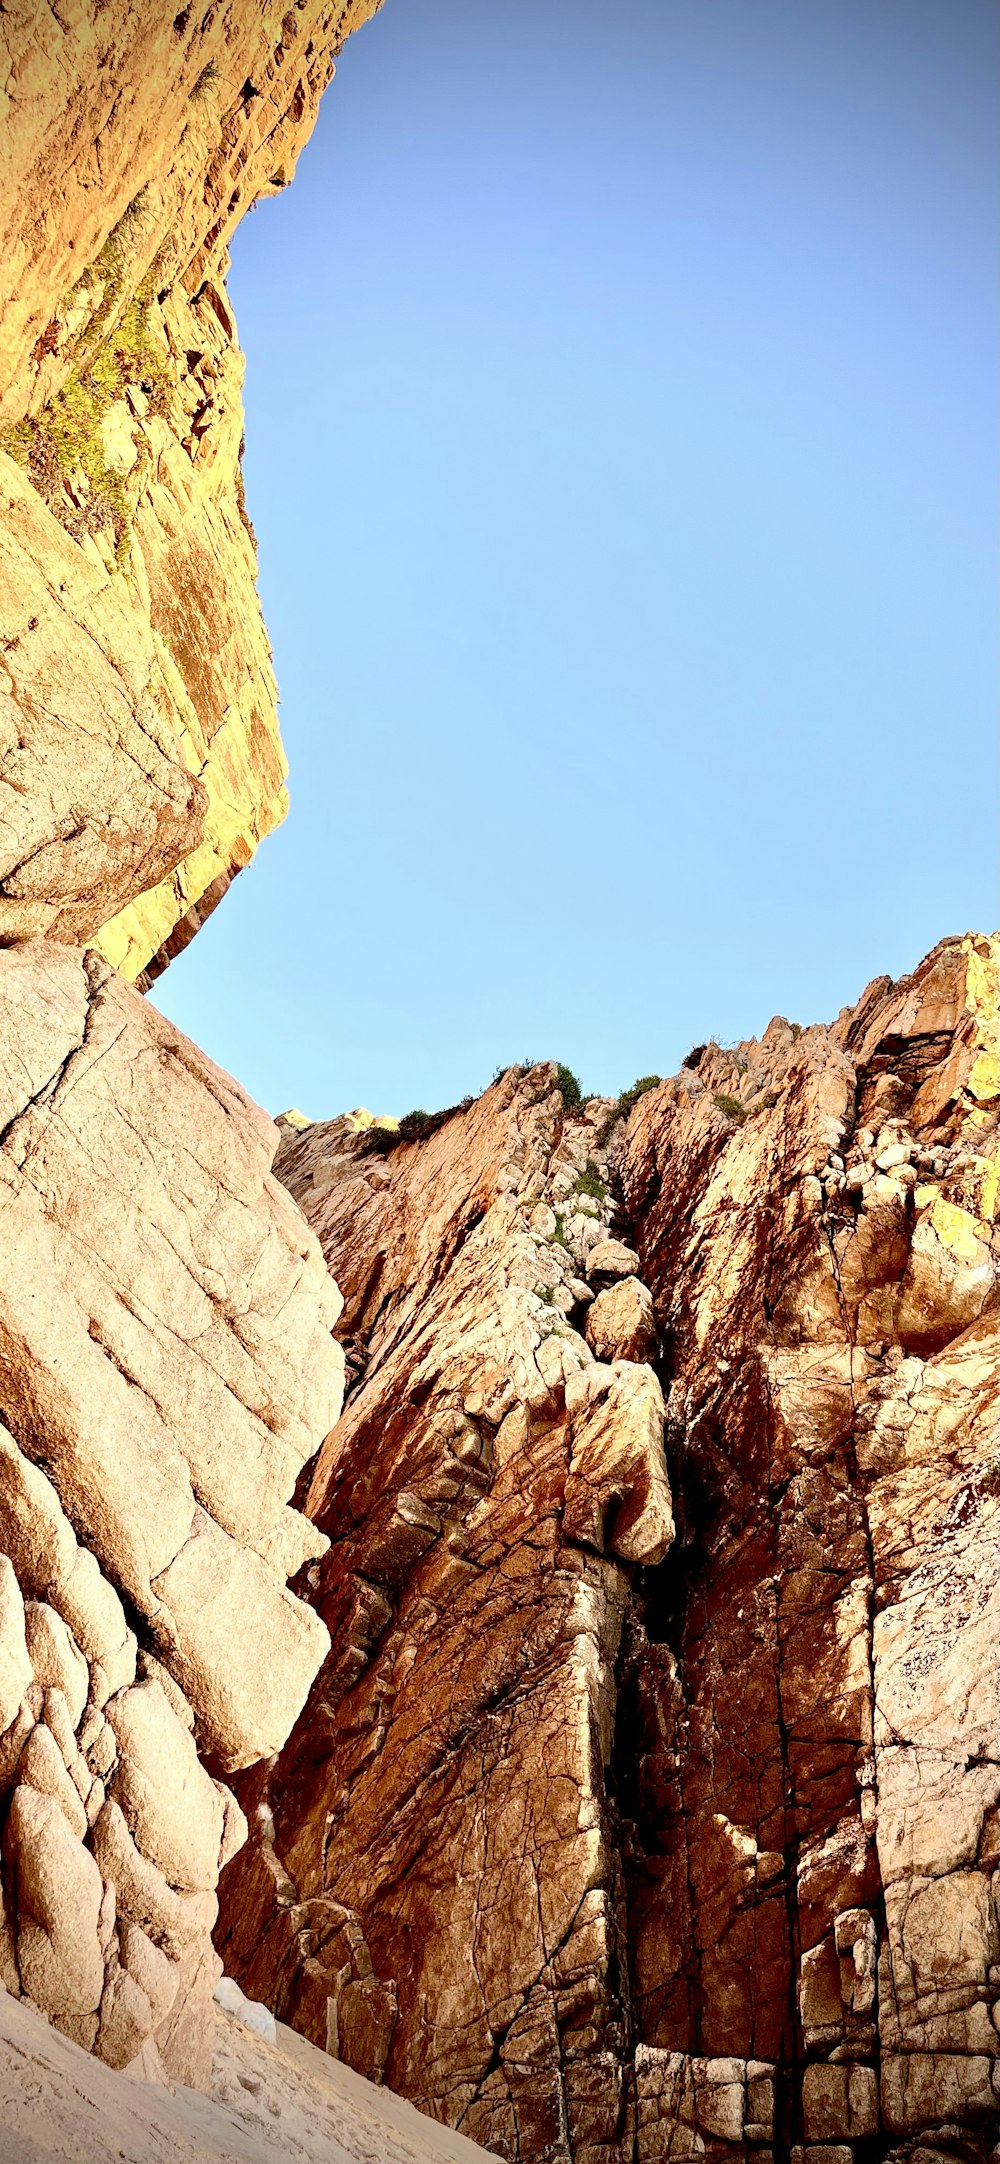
0,1991,498,2164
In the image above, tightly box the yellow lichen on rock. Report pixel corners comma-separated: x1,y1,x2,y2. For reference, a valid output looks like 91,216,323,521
978,1151,999,1225
926,1195,990,1262
962,934,999,1104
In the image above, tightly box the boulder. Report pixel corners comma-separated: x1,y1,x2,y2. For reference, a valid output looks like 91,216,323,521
586,1238,641,1283
4,1787,104,2027
585,1276,657,1362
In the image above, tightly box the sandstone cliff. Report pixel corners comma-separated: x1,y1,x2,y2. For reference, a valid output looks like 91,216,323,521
0,0,380,982
217,933,999,2164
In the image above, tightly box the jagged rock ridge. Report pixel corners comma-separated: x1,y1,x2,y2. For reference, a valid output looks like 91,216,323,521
218,933,999,2164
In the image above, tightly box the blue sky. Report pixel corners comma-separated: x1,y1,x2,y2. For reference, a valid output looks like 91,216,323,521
152,0,997,1118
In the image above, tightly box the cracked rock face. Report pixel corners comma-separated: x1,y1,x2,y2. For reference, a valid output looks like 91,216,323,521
0,0,381,982
217,1075,669,2158
617,932,999,2162
0,939,343,2083
218,933,998,2163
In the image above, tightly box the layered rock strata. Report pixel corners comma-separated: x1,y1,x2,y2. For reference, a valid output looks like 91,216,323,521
0,0,380,981
218,934,999,2163
0,938,343,2083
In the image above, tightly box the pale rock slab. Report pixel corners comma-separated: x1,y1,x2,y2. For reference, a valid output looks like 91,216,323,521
0,1986,503,2164
0,940,344,2080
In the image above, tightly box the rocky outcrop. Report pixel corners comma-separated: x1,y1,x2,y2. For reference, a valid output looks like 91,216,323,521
0,939,343,2083
0,0,381,982
218,934,998,2163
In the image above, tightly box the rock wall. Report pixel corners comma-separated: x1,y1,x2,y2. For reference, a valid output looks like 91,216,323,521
618,932,998,2160
217,934,999,2163
0,0,381,982
0,938,344,2083
217,1073,669,2157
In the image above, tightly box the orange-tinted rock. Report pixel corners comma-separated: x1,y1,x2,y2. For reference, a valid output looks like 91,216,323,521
617,933,998,2155
585,1277,657,1363
219,935,998,2163
219,1074,668,2159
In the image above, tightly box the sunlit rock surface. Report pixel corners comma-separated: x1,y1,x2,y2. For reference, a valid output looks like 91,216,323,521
0,0,382,980
219,934,998,2163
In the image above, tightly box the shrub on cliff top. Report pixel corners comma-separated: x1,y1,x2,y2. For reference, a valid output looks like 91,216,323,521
366,1124,400,1154
554,1064,583,1109
364,1099,474,1153
596,1074,661,1148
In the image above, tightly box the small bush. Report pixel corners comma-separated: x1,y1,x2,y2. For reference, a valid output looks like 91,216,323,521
553,1211,566,1247
1,291,172,565
573,1162,607,1202
596,1074,661,1148
190,59,220,98
366,1125,399,1154
363,1097,474,1154
713,1093,748,1125
555,1064,582,1109
398,1108,432,1138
